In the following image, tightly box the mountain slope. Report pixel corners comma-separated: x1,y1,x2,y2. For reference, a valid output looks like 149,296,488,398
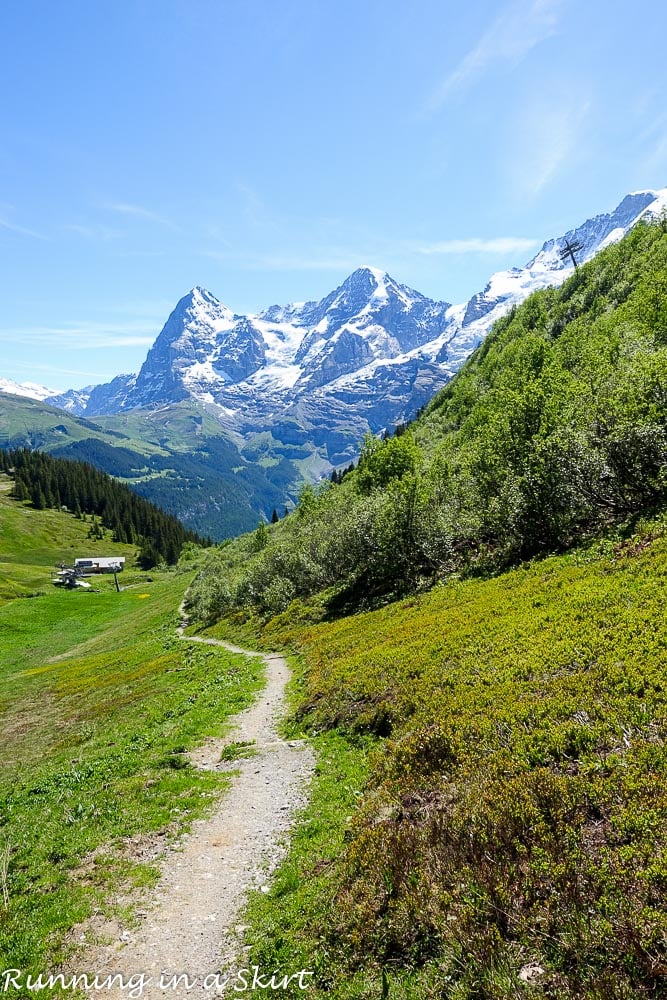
192,212,667,614
3,187,666,533
0,394,298,538
233,524,667,1000
184,212,667,1000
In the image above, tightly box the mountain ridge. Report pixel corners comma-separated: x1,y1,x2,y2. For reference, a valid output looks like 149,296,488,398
31,187,666,444
2,186,666,537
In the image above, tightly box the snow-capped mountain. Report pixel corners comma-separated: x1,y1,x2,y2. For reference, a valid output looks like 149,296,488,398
415,189,667,368
56,269,455,462
26,186,667,469
0,377,56,401
43,384,97,414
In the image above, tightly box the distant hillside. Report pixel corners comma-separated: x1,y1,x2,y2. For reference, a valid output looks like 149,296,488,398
0,448,205,567
0,474,139,600
0,395,298,539
195,216,667,617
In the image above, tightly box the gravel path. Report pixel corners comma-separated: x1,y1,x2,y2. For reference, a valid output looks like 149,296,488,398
74,621,314,998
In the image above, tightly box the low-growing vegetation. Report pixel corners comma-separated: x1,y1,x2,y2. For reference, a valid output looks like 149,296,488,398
217,523,667,999
0,496,262,990
188,221,667,998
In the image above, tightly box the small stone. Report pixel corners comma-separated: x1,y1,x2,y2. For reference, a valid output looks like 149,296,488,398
518,962,545,983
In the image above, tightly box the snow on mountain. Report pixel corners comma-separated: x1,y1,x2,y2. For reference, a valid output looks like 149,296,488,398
44,385,96,414
403,187,667,374
0,377,56,401
38,186,667,466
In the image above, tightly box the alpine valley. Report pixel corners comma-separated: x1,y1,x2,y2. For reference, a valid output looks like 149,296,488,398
2,187,666,538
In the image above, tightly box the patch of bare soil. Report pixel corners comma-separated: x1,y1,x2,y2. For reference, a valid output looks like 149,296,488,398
67,627,314,998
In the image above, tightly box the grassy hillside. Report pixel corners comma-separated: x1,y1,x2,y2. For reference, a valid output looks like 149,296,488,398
0,492,264,987
0,475,139,599
185,220,667,998
201,521,667,999
0,396,298,539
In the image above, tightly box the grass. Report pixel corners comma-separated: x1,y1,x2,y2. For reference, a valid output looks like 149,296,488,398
0,396,168,458
0,476,139,599
209,518,667,999
0,490,265,990
219,740,258,762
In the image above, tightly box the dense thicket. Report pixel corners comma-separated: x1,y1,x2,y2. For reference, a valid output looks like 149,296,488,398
189,219,667,619
0,447,207,565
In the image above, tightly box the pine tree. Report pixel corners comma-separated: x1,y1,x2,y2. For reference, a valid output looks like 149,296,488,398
31,483,46,510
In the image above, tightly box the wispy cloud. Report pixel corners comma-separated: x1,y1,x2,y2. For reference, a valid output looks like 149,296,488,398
0,321,156,350
643,133,667,178
510,94,591,198
416,237,538,255
64,222,122,242
202,235,541,273
632,107,667,181
7,360,114,380
0,217,48,241
427,0,564,111
105,202,180,231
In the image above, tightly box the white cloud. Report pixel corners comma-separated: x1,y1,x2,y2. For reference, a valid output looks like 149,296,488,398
510,95,591,198
0,321,156,350
416,237,538,255
427,0,564,111
105,202,179,230
0,217,48,241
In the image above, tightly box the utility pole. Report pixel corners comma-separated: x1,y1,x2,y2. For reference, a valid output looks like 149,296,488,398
559,237,584,270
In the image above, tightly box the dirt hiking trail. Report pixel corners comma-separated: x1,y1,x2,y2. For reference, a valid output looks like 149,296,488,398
73,615,314,998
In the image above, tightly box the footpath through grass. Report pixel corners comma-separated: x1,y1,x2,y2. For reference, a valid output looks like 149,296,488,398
0,497,264,988
205,519,667,1000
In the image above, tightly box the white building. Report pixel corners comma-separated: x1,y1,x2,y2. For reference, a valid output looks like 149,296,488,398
74,557,125,574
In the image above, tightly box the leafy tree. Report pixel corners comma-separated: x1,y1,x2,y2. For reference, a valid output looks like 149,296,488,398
252,521,269,552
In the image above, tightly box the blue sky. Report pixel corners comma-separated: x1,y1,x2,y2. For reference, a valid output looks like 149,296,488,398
2,0,667,390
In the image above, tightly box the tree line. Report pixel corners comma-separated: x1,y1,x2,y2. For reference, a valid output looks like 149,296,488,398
0,447,209,566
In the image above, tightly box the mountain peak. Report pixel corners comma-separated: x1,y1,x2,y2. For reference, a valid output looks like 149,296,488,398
177,286,221,308
351,264,388,281
166,286,234,327
343,265,390,292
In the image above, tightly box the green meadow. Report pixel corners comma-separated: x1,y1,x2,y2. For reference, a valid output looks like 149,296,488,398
0,485,264,986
